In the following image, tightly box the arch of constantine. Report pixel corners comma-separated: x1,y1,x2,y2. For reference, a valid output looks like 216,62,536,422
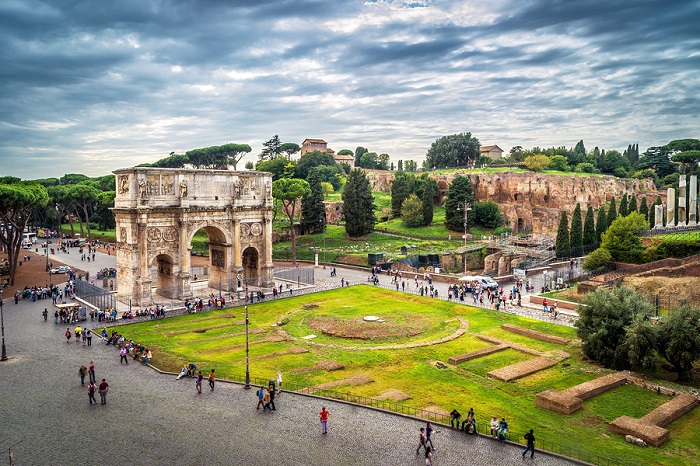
112,167,273,306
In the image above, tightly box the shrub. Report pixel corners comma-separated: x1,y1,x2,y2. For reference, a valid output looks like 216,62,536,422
524,154,550,172
548,155,570,172
473,201,502,228
583,247,612,270
492,226,513,236
400,194,423,227
612,167,628,178
575,162,596,173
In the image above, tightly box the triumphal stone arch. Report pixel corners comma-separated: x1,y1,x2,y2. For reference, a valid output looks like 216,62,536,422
112,167,273,306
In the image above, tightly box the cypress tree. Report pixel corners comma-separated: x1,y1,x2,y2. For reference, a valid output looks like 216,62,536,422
583,205,596,247
342,169,376,237
421,178,437,226
444,175,475,231
607,197,618,226
555,210,570,256
628,194,637,214
570,203,583,253
639,197,649,224
618,193,628,217
596,205,607,244
300,170,326,234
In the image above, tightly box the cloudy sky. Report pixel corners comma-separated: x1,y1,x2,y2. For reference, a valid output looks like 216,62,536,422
1,0,698,180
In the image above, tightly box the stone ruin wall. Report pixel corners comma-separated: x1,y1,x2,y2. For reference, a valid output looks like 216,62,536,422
364,169,659,233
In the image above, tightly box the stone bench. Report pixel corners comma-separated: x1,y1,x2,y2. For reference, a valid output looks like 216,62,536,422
488,356,557,382
448,344,509,364
535,373,627,414
500,324,570,345
609,394,700,446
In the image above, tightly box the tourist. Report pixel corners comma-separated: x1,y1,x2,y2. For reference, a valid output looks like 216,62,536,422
86,328,92,346
195,371,203,393
498,418,508,441
319,406,330,434
542,298,549,313
263,387,271,411
522,429,536,458
88,361,96,383
98,379,109,405
82,329,87,347
176,365,188,380
449,409,461,429
256,386,265,409
277,370,283,393
42,308,48,321
78,364,87,386
143,349,152,365
415,427,427,454
209,369,215,391
65,327,72,343
490,416,499,437
425,422,436,450
119,346,129,365
462,408,476,434
87,381,97,405
425,446,433,466
268,385,276,410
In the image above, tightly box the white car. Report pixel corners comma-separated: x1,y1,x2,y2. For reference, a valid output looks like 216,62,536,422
50,266,71,274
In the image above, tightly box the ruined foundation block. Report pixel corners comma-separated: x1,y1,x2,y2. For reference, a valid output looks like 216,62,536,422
488,356,557,382
500,324,570,345
448,344,509,364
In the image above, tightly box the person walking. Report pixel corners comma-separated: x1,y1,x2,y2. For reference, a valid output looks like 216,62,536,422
82,329,87,347
78,365,87,386
256,386,265,409
119,346,129,364
195,371,203,394
208,369,215,391
319,406,330,434
268,385,276,410
88,361,96,384
42,308,48,321
65,327,72,343
425,446,433,466
86,328,92,346
416,427,427,455
87,381,97,405
425,422,436,451
276,370,283,393
98,379,109,405
523,429,536,459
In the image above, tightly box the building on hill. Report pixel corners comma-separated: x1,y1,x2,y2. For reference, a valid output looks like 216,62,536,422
301,138,328,155
333,152,354,167
480,145,504,160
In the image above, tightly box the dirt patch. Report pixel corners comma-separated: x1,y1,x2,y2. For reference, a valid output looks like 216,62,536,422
310,373,374,390
302,303,319,310
290,360,345,374
421,405,451,419
378,389,411,401
175,328,266,345
624,276,700,307
308,316,424,340
573,414,606,428
251,346,309,361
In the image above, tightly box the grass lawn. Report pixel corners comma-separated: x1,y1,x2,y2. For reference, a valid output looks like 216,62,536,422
117,286,698,465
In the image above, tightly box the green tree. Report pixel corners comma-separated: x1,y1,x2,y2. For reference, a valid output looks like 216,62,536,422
671,150,700,175
256,157,293,181
139,152,189,168
69,183,100,240
423,133,481,169
186,144,251,169
618,193,628,217
583,205,596,246
0,180,49,285
601,212,648,263
569,203,583,252
279,142,300,160
397,160,403,171
607,197,617,226
595,205,607,244
639,197,649,223
95,190,116,230
337,149,353,156
420,177,437,226
624,315,659,371
555,211,570,255
400,194,423,227
628,195,637,214
358,152,378,169
295,150,336,179
548,155,570,172
390,171,415,218
404,160,418,172
657,307,700,381
444,175,475,231
667,139,700,152
570,140,586,165
524,154,550,172
342,169,376,237
260,135,282,161
308,165,344,191
637,146,675,179
583,247,612,270
301,171,325,235
272,178,311,265
597,150,630,175
377,153,390,170
354,146,367,166
576,285,654,369
473,201,501,228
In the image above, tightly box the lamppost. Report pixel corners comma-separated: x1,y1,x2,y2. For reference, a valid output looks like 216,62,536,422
1,292,7,361
457,201,472,275
242,266,251,389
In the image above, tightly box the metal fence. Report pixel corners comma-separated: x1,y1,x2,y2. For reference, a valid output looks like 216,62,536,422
73,279,115,310
273,266,315,286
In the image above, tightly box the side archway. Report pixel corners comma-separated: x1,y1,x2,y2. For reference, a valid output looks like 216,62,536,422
242,246,259,285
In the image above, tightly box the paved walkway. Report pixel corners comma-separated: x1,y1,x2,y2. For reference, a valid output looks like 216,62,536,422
0,293,579,465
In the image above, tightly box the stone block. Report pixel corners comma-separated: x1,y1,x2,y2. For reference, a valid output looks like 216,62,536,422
535,389,583,415
448,343,509,364
488,356,557,382
501,324,570,344
609,416,669,447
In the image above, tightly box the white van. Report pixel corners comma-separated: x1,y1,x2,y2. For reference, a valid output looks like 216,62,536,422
22,232,37,248
461,275,499,291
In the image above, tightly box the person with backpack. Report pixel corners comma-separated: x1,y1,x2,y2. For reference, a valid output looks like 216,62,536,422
415,427,427,455
523,429,536,458
87,381,97,405
208,369,215,391
65,327,72,343
256,386,265,409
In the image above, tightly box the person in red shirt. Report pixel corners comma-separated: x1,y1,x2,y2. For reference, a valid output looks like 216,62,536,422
98,379,109,405
319,406,330,434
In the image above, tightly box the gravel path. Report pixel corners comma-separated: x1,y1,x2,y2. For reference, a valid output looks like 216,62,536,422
0,295,579,466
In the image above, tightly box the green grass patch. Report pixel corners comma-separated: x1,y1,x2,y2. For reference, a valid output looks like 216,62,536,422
113,286,698,465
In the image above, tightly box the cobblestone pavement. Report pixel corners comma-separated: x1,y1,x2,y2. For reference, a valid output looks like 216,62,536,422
0,295,580,466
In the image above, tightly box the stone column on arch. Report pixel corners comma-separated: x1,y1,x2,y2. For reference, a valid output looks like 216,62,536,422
178,217,193,300
260,215,274,287
678,175,687,226
689,175,698,226
666,188,676,228
136,220,154,307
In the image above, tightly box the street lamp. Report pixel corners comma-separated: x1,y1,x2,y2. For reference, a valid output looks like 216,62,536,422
242,266,251,389
1,293,7,361
457,201,472,275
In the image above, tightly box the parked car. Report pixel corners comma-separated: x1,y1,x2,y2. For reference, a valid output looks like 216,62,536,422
459,275,499,291
50,266,71,274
